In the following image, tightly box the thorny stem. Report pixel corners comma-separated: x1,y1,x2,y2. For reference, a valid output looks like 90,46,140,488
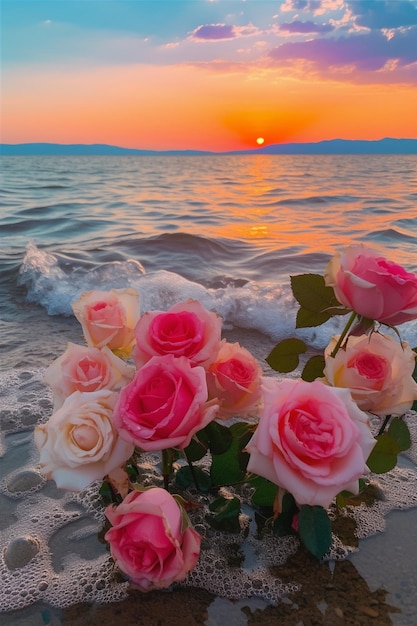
330,311,358,358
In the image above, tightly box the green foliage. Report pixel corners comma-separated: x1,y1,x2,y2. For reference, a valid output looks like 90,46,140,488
388,417,411,451
272,492,298,537
248,476,278,508
185,421,234,462
210,421,254,486
206,496,241,532
99,481,122,505
125,460,140,483
204,421,234,455
366,433,400,474
175,465,212,492
290,274,348,328
336,478,367,507
298,505,332,559
184,435,209,462
301,354,325,381
266,338,307,373
412,348,417,411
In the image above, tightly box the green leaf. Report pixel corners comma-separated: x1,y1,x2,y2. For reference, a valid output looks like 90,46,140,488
183,436,208,462
205,421,234,455
175,465,212,492
266,338,307,373
184,421,233,461
272,492,299,538
290,274,346,329
249,476,278,507
206,496,241,532
210,422,254,486
412,348,417,411
301,354,325,381
296,307,332,328
387,418,411,452
99,481,122,505
366,433,400,474
298,505,332,559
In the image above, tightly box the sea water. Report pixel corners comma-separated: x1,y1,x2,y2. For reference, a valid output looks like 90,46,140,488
1,154,417,624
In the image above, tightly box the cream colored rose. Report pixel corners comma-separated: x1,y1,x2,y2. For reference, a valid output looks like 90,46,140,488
34,389,134,491
44,343,135,409
72,288,140,357
206,341,262,418
323,333,417,417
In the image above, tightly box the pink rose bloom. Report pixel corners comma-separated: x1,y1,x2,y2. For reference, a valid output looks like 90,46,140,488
246,378,376,508
44,342,135,409
72,288,140,357
207,341,262,419
34,389,134,491
105,487,201,591
133,299,222,368
324,244,417,326
324,333,417,417
113,354,219,451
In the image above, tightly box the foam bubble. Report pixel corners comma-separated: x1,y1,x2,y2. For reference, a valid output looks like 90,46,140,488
1,362,417,614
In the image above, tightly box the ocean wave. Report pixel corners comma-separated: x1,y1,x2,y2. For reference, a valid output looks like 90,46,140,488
18,243,353,349
19,242,417,350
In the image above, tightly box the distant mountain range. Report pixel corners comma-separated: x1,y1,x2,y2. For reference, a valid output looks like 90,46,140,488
1,138,417,156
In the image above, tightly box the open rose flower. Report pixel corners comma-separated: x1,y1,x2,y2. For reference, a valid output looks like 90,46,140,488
206,341,262,418
72,288,140,357
323,333,417,417
113,354,219,451
105,487,201,591
324,244,417,326
133,299,222,368
34,389,134,491
246,378,376,508
44,342,135,409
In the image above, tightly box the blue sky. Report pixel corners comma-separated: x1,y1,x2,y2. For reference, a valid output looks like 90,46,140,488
2,1,417,150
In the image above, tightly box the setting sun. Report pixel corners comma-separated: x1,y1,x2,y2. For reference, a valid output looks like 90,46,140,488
256,137,265,145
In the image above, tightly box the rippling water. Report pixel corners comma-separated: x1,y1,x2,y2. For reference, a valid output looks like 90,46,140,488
1,154,417,356
1,154,417,623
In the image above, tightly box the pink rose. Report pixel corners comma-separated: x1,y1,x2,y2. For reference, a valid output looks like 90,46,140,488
44,342,135,409
105,487,201,591
113,354,219,451
323,333,417,417
72,288,140,356
206,341,262,418
34,390,134,491
246,378,376,508
324,244,417,326
133,299,222,368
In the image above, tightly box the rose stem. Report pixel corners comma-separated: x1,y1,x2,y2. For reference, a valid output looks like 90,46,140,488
183,450,200,491
378,414,392,436
162,449,173,492
330,311,358,358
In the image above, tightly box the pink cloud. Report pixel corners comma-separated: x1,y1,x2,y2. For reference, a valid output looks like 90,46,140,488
279,20,334,34
269,27,417,72
191,24,236,41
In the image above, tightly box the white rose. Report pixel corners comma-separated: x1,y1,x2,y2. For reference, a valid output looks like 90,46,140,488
34,389,134,491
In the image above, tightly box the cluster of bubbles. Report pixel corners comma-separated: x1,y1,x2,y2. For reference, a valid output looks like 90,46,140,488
1,368,417,615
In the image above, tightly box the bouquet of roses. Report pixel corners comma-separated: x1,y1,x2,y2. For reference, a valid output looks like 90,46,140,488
34,244,417,592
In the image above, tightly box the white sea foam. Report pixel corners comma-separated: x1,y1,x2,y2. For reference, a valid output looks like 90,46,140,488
1,367,417,613
19,243,417,350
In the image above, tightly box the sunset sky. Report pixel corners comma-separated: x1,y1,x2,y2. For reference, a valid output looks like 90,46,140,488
2,0,417,151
